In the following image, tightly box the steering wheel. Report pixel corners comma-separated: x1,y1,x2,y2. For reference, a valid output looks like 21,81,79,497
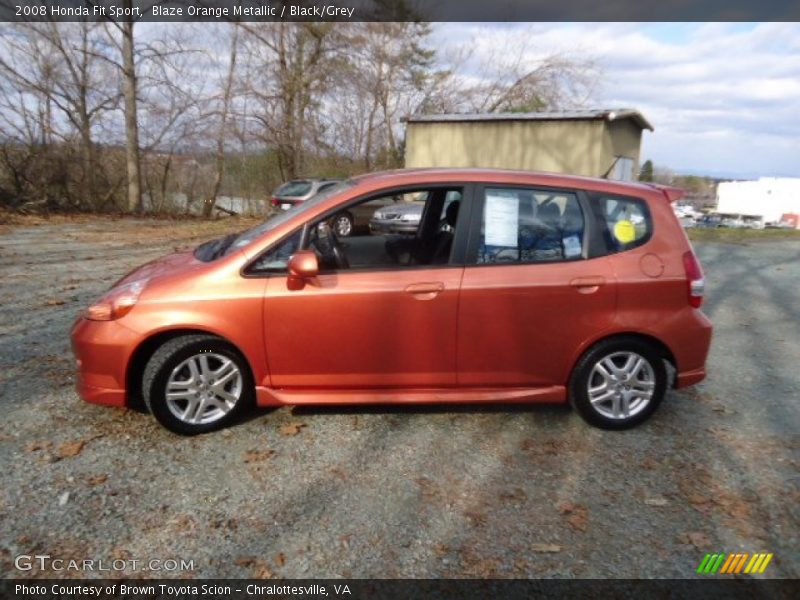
315,222,349,269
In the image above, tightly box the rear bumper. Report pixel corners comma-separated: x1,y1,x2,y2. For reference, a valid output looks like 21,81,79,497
70,316,140,408
675,366,706,388
670,309,713,389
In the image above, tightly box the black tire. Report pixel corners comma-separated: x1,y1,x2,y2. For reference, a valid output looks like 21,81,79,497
568,336,667,430
331,212,354,237
143,334,254,435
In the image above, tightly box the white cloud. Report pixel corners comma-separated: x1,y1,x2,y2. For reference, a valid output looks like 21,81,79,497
437,23,800,177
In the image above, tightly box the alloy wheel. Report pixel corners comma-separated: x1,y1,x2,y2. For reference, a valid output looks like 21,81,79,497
333,214,353,237
165,353,242,425
587,351,656,420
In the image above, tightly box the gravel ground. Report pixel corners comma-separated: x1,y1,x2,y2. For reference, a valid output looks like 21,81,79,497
0,218,797,579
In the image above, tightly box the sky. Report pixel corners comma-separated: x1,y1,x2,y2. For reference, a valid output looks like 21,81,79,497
436,22,800,179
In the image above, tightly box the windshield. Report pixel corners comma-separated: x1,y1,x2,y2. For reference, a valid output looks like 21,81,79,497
222,180,355,257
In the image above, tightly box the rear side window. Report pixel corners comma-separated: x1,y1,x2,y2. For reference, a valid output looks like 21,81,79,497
593,195,652,253
276,180,312,197
475,187,585,264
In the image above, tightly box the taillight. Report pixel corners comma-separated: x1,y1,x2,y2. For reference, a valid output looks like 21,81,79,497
682,250,705,308
270,197,280,207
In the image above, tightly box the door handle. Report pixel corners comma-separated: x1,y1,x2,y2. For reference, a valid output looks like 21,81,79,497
570,277,605,294
405,282,444,300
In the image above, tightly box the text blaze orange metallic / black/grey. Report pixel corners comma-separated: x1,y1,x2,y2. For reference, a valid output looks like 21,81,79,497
71,168,712,434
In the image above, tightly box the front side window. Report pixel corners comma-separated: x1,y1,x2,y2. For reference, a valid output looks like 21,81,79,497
250,230,302,272
476,187,585,264
593,195,652,253
248,186,463,274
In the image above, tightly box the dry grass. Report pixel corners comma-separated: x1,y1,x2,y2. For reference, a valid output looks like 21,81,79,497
687,227,800,243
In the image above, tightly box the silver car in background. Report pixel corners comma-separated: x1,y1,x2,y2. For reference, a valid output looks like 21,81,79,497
369,200,425,234
369,191,461,235
269,178,341,211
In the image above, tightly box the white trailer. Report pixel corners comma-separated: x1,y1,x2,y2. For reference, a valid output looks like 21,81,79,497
716,178,800,226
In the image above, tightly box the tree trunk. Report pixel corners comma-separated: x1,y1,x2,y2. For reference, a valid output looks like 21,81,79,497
204,25,239,218
121,12,142,213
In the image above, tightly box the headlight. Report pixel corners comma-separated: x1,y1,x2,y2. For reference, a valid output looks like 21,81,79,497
400,213,418,221
84,279,148,321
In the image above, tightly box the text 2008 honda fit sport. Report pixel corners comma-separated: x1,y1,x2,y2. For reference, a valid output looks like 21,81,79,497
71,169,712,435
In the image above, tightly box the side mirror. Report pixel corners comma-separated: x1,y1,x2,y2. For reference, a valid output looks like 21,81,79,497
286,250,318,290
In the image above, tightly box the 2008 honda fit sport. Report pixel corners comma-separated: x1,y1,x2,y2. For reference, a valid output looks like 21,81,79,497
71,169,712,435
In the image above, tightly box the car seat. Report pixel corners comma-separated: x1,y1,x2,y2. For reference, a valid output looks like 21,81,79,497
429,201,460,264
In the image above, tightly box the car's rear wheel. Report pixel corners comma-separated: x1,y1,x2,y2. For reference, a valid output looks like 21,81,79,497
331,212,354,237
569,337,666,429
143,335,253,435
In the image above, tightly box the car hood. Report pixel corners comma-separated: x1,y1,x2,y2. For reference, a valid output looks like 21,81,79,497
113,250,199,288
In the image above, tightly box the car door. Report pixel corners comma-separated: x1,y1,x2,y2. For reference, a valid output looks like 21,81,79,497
260,185,472,389
456,184,617,388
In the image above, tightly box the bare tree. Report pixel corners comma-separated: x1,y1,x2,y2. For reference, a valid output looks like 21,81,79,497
203,23,240,218
425,35,599,114
239,23,341,180
0,22,119,210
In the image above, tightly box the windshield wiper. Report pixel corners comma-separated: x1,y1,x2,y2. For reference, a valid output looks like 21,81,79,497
194,232,239,262
210,233,239,259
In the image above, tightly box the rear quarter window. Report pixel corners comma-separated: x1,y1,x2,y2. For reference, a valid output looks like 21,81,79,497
592,194,652,253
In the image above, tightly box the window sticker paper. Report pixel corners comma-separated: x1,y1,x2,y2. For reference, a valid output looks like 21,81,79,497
485,194,519,247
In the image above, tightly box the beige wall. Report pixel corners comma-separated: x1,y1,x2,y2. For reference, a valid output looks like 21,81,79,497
405,119,643,179
602,119,644,176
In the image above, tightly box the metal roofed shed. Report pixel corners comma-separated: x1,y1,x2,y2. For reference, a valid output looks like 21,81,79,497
404,109,653,181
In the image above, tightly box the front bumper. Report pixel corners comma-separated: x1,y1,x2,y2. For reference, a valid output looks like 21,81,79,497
70,316,140,408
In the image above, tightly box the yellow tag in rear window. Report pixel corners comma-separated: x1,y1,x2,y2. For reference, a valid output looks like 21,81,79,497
614,219,636,243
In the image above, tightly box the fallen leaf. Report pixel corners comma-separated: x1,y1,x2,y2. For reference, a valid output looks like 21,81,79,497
464,510,487,527
641,458,656,470
244,449,274,463
45,298,65,306
556,501,588,532
678,531,712,548
273,553,285,567
688,493,711,506
556,501,577,514
252,559,273,579
26,441,50,452
55,440,86,459
234,556,255,568
86,474,108,486
499,487,527,503
279,422,307,436
644,497,669,507
530,543,563,553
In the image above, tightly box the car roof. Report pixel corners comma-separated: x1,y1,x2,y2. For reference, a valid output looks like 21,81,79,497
349,168,668,199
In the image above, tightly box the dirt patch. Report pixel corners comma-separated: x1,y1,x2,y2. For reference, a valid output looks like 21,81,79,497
0,220,798,578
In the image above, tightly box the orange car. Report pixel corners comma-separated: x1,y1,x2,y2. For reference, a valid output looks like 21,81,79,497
71,169,712,434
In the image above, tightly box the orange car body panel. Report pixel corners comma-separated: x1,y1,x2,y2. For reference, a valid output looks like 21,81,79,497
70,168,712,410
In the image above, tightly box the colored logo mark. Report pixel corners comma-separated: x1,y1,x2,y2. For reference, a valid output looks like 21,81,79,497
696,552,773,574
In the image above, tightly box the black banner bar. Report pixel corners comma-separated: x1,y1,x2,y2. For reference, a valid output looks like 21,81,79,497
2,579,798,600
0,0,798,23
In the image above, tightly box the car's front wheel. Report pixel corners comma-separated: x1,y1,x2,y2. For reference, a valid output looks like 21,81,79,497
569,337,667,429
143,335,253,435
